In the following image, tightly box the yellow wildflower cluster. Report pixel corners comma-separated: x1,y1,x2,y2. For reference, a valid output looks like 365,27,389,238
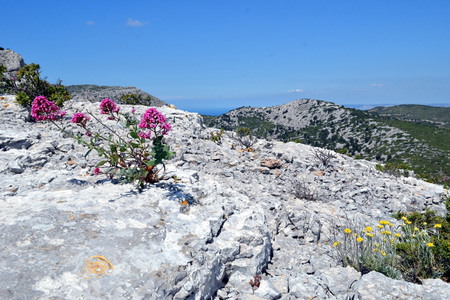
379,220,393,227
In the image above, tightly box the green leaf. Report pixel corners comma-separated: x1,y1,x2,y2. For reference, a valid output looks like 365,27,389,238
130,131,138,139
84,149,92,158
144,160,156,167
96,160,108,167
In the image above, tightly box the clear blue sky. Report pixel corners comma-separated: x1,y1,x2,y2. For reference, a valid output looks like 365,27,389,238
2,0,450,113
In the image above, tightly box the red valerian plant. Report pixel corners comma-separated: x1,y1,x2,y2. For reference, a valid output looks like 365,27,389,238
32,96,174,190
31,95,66,121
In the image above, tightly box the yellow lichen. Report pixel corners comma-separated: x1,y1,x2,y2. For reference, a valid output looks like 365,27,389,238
81,255,114,279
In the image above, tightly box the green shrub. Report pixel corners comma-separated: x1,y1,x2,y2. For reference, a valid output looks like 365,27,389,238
208,129,224,144
0,65,6,93
375,162,411,177
119,93,153,105
334,210,449,283
1,63,71,115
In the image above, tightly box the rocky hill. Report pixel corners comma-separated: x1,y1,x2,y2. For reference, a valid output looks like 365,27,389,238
203,99,450,180
66,84,167,107
0,49,25,80
369,104,450,129
0,95,449,299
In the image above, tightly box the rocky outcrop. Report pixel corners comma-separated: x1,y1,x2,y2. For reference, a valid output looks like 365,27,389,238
0,49,25,79
0,95,448,299
66,84,167,107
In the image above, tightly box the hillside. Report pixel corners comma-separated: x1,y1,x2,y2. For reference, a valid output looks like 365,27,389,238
203,99,450,181
0,95,448,298
369,104,450,129
66,84,167,107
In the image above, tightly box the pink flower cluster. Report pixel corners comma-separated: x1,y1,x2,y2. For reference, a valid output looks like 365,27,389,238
138,108,171,139
31,96,66,121
100,98,120,117
71,112,90,126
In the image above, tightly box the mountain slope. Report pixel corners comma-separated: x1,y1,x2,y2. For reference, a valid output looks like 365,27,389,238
203,99,450,181
66,84,167,107
369,104,450,129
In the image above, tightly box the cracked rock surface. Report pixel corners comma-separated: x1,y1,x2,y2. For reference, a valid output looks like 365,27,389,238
0,95,449,299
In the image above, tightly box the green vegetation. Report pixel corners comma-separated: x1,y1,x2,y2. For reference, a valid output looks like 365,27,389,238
375,163,411,177
0,63,71,116
119,93,154,106
370,105,450,129
334,212,449,283
393,208,450,283
207,129,224,144
202,100,449,186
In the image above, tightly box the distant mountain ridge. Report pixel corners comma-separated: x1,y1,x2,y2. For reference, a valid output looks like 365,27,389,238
66,84,167,107
369,104,450,129
203,98,450,180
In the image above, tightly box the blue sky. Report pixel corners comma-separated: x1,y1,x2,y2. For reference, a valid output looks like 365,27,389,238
2,0,450,113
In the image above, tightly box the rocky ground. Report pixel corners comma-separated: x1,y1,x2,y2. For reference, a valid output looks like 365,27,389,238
0,95,449,299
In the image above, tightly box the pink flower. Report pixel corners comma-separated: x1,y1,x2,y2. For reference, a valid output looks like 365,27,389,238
138,108,171,139
71,112,90,126
31,96,66,121
94,167,100,175
99,98,120,115
85,131,92,137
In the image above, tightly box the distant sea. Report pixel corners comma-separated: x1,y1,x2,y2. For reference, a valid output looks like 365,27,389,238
343,103,450,110
181,107,235,116
178,103,450,115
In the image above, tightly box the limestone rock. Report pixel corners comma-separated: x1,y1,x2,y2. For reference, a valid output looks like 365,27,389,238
0,95,448,299
0,49,25,78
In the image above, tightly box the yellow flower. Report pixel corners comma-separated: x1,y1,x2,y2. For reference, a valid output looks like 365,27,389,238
354,233,358,237
374,242,380,247
380,220,389,225
377,225,383,229
365,226,372,233
381,250,386,256
406,221,412,225
344,228,352,234
395,233,401,238
357,237,364,242
333,242,339,247
386,231,391,235
427,243,434,247
434,224,442,228
412,234,416,238
388,222,393,227
423,222,427,226
401,216,408,221
373,248,378,252
414,227,419,231
366,233,374,238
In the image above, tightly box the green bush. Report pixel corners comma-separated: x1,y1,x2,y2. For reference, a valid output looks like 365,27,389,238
119,93,153,105
334,207,450,283
0,63,71,114
375,162,411,177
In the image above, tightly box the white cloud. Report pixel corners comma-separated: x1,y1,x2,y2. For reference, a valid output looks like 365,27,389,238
126,18,148,27
86,20,95,25
371,83,384,87
287,89,303,93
